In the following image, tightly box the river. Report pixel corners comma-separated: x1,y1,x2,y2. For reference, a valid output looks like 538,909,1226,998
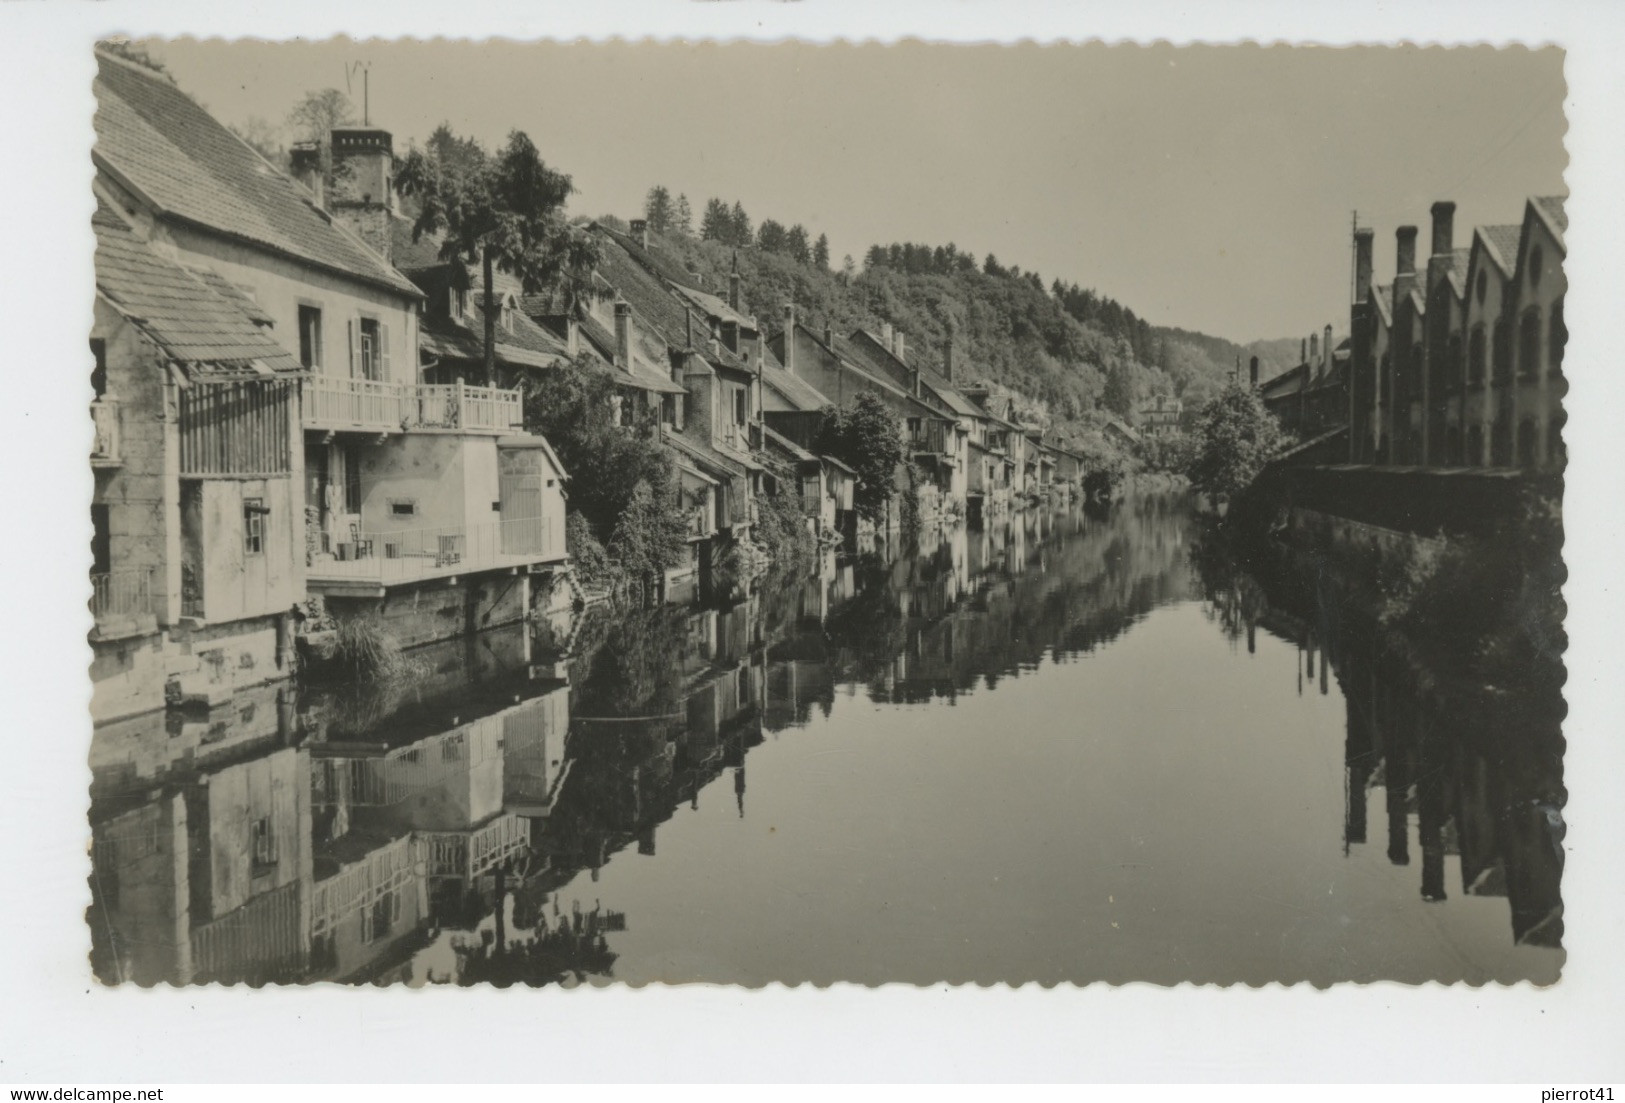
86,495,1564,987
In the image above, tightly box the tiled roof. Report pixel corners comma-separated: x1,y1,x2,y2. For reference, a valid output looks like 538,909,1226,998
569,310,686,395
418,311,569,371
802,329,942,420
390,215,455,272
760,354,832,412
845,329,982,419
672,283,757,332
664,431,751,481
1534,195,1568,234
763,424,818,465
1479,224,1523,276
591,226,756,380
185,266,275,326
94,201,301,374
606,227,706,290
93,51,420,299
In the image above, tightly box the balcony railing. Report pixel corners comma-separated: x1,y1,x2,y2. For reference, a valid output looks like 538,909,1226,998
309,516,564,584
91,567,154,624
422,814,529,880
303,376,524,435
91,398,120,465
909,420,949,456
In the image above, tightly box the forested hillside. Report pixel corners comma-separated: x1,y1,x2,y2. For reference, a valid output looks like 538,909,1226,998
611,188,1284,442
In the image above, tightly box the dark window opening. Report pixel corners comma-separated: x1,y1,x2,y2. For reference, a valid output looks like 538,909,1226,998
1518,308,1541,380
298,305,323,370
90,338,108,398
358,317,383,382
244,497,265,556
251,816,278,874
389,500,416,518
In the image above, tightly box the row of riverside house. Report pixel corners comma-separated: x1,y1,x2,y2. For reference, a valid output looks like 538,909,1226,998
516,216,1094,582
90,49,571,724
1259,195,1566,471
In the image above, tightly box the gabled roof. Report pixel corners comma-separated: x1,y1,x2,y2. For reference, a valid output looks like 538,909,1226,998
418,307,572,371
591,226,757,380
844,328,982,419
93,50,420,299
1446,247,1471,298
762,424,819,466
792,326,943,420
672,283,757,333
1370,283,1394,327
564,311,686,395
94,201,302,375
1532,195,1568,250
760,353,832,413
1478,224,1523,278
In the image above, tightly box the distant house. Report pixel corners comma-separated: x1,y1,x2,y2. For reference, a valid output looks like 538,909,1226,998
1102,417,1141,450
1138,394,1184,438
1260,326,1350,443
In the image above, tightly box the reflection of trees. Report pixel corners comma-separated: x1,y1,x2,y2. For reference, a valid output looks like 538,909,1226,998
1188,515,1268,647
572,603,696,718
823,556,908,685
452,899,620,987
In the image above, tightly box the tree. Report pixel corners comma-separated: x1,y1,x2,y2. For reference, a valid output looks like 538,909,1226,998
786,224,811,266
396,128,591,385
841,254,856,284
701,198,731,242
1183,381,1287,500
814,233,831,271
1103,355,1137,420
674,193,693,236
729,200,752,247
643,185,674,233
285,88,357,191
814,393,906,523
756,218,787,255
517,358,689,577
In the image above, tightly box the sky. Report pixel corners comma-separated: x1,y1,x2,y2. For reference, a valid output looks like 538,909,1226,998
145,38,1567,345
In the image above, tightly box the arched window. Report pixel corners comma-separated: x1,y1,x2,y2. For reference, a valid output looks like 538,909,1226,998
1491,417,1513,466
1467,424,1484,467
1549,297,1566,376
1468,325,1487,384
1517,418,1538,467
1492,318,1513,384
1519,307,1542,380
1446,333,1463,393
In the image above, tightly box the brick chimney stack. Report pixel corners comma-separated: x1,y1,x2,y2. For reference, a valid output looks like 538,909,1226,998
614,299,634,373
328,127,396,263
1354,228,1375,305
1427,201,1456,294
290,142,325,209
895,331,907,365
1394,225,1419,302
729,253,742,312
1323,323,1333,380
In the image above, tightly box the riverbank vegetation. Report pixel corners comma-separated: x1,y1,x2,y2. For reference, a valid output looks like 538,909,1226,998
1182,382,1288,500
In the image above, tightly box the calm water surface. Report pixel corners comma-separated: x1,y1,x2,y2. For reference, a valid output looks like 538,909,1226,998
87,496,1564,986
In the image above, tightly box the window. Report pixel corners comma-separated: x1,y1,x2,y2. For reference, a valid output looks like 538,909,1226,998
1516,419,1538,468
1476,269,1487,304
91,504,110,575
90,338,107,398
1529,245,1544,289
243,497,265,556
298,305,323,370
1467,424,1484,467
1492,319,1513,384
734,388,748,425
1518,308,1541,380
1549,298,1566,376
251,816,278,874
1468,325,1486,384
352,317,389,382
389,500,417,519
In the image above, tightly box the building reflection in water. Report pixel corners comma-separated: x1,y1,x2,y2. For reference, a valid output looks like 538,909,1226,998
88,495,1558,984
1192,520,1565,951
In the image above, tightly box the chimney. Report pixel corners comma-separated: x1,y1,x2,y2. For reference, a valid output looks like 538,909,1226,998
1249,355,1259,387
881,322,894,349
1354,228,1375,304
1309,332,1319,364
1394,225,1419,301
783,303,797,375
686,308,696,352
824,323,835,350
1301,337,1307,364
290,142,325,209
328,127,396,263
630,218,649,250
729,253,742,312
1426,201,1456,294
614,299,633,373
566,317,580,358
895,332,907,365
1323,323,1333,379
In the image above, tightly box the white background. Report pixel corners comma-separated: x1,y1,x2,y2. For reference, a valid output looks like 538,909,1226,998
0,0,1620,1084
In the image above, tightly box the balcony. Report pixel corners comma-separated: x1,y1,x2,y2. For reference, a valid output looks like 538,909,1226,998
421,814,529,880
91,398,120,466
90,567,157,639
909,419,950,456
303,376,524,436
306,516,567,591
